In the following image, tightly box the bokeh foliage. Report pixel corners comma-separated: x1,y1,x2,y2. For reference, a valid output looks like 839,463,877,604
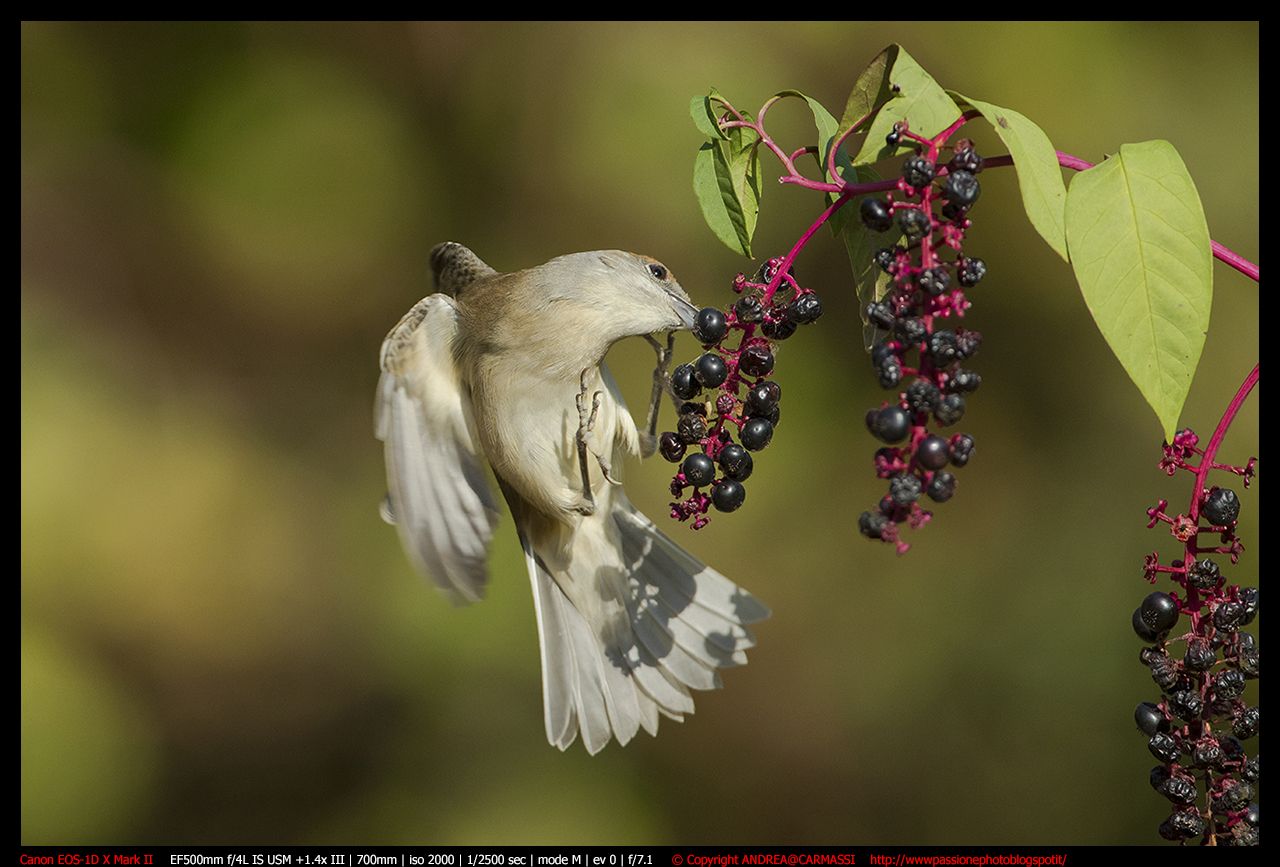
22,21,1258,843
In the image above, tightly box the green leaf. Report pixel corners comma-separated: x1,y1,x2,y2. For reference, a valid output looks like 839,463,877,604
774,89,839,179
693,129,761,257
827,164,898,347
850,45,960,165
690,89,730,140
1065,140,1213,440
837,45,896,136
950,92,1068,261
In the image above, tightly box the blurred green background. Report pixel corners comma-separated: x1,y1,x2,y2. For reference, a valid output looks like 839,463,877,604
22,22,1258,844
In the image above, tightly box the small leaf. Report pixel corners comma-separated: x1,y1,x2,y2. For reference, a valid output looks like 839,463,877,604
951,92,1068,261
690,89,730,140
692,131,760,257
1065,140,1213,440
850,45,960,165
774,89,839,179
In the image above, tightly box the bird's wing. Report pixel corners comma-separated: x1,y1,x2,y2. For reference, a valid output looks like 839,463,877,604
376,294,500,604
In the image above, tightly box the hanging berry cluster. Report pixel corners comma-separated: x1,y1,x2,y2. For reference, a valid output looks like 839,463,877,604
856,124,985,554
659,258,822,529
1131,379,1259,845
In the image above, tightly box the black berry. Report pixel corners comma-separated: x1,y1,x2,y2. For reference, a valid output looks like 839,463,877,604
761,316,798,341
677,412,707,444
681,453,715,487
927,330,961,365
905,380,940,414
1148,732,1180,764
1239,587,1258,625
740,418,774,451
1132,607,1167,643
738,344,775,378
917,435,950,470
718,444,753,482
1202,486,1240,526
902,155,935,188
926,471,956,503
943,169,981,208
918,267,951,297
957,257,987,288
946,369,982,394
897,207,930,240
895,316,927,345
734,295,764,323
873,247,897,273
1183,638,1216,672
692,307,728,345
1186,558,1222,590
1135,701,1169,736
949,434,975,467
671,364,700,400
860,197,894,232
694,353,727,388
788,292,823,325
866,302,896,330
1139,592,1181,633
711,479,746,513
1233,706,1260,740
889,472,922,506
658,431,685,463
1213,669,1246,701
934,394,966,426
877,361,903,389
859,510,888,539
866,405,911,445
949,145,983,174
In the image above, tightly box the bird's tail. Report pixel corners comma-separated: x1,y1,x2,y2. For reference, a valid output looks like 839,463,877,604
520,492,769,755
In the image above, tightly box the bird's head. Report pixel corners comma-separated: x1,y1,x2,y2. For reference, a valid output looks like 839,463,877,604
538,250,700,342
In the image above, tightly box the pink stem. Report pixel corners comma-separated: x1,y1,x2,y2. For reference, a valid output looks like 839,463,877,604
1189,365,1259,524
761,193,852,305
978,152,1259,282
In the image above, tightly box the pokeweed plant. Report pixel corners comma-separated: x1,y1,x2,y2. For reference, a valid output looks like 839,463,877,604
667,44,1259,844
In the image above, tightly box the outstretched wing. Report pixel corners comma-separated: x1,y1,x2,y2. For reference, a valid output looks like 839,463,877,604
376,294,500,603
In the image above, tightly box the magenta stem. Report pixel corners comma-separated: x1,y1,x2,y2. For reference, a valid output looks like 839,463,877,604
1046,151,1260,282
762,193,852,305
1189,365,1259,524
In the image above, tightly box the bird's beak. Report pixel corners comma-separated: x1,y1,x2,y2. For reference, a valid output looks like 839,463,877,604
666,291,700,331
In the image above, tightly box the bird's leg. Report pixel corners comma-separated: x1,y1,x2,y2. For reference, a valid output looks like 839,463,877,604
574,370,622,515
574,372,599,515
639,331,677,458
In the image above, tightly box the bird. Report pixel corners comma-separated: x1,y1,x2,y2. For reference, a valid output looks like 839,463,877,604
375,241,769,755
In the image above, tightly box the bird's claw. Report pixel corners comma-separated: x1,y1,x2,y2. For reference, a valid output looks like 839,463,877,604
641,332,678,457
575,369,617,510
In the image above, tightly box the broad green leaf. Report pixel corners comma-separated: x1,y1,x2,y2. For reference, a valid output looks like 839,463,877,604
1065,140,1213,441
692,129,761,257
951,92,1068,261
837,45,896,135
827,164,898,349
851,46,960,165
690,88,730,140
774,89,839,179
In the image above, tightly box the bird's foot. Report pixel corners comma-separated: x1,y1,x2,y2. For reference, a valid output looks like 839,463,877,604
640,332,677,457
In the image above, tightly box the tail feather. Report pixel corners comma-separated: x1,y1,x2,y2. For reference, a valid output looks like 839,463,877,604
611,503,770,625
522,494,767,754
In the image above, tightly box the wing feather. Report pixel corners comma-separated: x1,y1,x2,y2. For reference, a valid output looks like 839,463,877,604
376,294,500,603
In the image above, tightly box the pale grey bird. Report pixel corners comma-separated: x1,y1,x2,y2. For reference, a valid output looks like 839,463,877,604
375,242,769,755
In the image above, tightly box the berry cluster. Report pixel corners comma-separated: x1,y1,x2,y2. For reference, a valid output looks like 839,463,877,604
660,259,822,529
857,127,985,554
1135,428,1259,846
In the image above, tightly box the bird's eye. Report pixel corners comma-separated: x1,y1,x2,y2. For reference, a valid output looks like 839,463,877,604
647,263,668,281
